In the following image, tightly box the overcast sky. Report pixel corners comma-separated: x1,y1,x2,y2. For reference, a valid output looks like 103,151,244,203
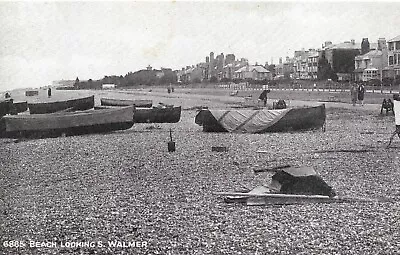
0,1,399,91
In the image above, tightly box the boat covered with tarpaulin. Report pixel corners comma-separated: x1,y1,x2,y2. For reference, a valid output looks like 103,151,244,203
195,104,325,133
0,105,134,139
28,95,95,114
100,98,152,108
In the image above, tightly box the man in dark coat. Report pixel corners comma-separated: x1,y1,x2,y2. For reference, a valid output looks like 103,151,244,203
259,89,270,107
358,84,365,106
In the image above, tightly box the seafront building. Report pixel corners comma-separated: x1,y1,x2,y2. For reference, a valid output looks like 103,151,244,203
176,34,400,83
386,35,400,79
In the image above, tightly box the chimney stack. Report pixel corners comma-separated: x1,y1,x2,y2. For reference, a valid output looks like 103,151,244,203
325,41,333,47
378,38,387,50
361,38,370,54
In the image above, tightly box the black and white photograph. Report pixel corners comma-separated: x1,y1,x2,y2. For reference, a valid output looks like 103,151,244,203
1,1,400,254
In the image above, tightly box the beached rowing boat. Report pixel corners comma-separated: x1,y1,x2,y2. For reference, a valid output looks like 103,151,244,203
28,95,95,114
0,106,134,139
0,99,13,117
100,98,152,108
14,101,28,113
0,100,29,116
95,105,181,123
195,104,326,133
133,106,181,123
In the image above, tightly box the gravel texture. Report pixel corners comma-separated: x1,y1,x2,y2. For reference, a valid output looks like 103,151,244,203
1,90,400,255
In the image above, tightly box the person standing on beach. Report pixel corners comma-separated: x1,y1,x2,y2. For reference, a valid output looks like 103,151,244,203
358,83,365,106
48,87,52,97
259,89,270,107
350,83,357,106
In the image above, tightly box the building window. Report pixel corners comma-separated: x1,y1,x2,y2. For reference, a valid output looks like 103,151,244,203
396,42,400,51
389,42,394,51
389,56,394,65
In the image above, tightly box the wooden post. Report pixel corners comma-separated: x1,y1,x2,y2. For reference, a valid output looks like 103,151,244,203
168,128,175,152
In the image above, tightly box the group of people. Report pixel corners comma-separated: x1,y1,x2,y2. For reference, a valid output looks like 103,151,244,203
258,83,367,108
350,83,365,106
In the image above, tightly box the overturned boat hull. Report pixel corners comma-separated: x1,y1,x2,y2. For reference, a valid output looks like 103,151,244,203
195,104,326,133
133,106,181,123
100,98,152,108
28,95,95,114
0,106,134,139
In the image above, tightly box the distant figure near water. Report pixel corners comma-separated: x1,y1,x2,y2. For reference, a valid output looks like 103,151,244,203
5,92,11,99
48,88,52,97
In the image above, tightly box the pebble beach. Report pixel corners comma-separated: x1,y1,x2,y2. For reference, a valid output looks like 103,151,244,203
1,87,399,254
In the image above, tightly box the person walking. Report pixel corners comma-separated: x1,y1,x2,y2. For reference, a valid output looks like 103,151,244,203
358,83,365,106
259,89,270,107
350,83,358,106
47,87,52,97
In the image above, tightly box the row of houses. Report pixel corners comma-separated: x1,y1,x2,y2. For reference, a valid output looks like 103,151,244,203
276,35,400,82
178,34,400,83
53,35,400,87
176,52,272,83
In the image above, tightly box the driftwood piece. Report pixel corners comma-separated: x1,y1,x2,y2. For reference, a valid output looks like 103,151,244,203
311,149,373,153
214,192,382,206
254,165,292,173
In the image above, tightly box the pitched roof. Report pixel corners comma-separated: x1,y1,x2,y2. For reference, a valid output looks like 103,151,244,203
355,50,383,60
252,65,270,73
235,65,270,73
224,63,234,68
388,35,400,43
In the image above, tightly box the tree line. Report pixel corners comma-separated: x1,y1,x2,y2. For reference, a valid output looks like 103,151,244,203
74,68,178,89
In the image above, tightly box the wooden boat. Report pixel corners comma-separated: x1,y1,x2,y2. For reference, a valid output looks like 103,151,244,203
195,104,326,133
0,99,13,117
133,106,181,123
0,106,134,139
100,98,152,108
14,101,28,113
28,95,95,114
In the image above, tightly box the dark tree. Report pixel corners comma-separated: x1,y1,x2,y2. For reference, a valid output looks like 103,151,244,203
317,57,336,80
209,76,218,83
331,49,359,73
267,64,276,77
192,77,201,84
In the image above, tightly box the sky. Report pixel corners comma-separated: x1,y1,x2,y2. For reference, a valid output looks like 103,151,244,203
0,1,399,91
